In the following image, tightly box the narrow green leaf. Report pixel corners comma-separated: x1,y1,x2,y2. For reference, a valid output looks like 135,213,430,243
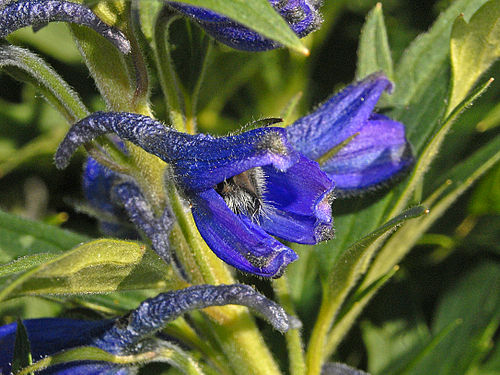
326,206,427,298
173,0,308,54
12,319,33,375
0,253,59,279
367,133,500,289
389,78,494,218
0,239,179,301
356,3,394,80
0,44,89,122
0,209,88,263
325,134,500,358
393,0,489,106
306,207,426,375
448,0,500,113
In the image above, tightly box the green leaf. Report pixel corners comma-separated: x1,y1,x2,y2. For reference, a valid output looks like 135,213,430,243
393,0,490,106
0,44,89,122
356,3,393,80
305,207,427,375
0,239,179,301
12,319,33,375
448,0,500,113
324,134,500,357
406,263,500,375
0,253,59,279
388,78,494,219
173,0,308,54
362,319,431,375
0,209,88,263
326,206,427,298
367,133,500,289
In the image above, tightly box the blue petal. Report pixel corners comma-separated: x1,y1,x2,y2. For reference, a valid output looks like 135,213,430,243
321,114,414,194
287,73,392,161
0,318,115,374
83,157,121,216
259,155,334,244
167,0,322,51
286,73,413,193
83,158,138,238
0,0,130,53
191,189,298,277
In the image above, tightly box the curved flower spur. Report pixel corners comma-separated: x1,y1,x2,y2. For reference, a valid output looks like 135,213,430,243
0,284,299,374
55,113,335,278
167,0,323,51
0,0,130,54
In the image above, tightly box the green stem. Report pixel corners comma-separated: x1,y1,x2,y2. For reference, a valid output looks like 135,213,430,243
273,276,306,375
153,7,186,131
305,284,337,375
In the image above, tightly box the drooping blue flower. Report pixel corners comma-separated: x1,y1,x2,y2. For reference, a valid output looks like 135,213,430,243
167,0,323,51
55,112,335,277
83,157,174,264
0,0,130,54
287,73,414,197
0,284,297,374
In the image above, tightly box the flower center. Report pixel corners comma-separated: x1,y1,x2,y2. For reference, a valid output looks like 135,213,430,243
215,167,266,219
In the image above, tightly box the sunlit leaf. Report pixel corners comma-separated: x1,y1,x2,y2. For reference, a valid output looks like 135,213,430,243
393,0,490,106
356,3,393,80
0,239,179,301
448,0,500,113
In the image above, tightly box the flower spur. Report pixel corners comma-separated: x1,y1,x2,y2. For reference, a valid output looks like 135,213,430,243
0,0,130,54
0,284,298,374
55,114,335,278
167,0,323,51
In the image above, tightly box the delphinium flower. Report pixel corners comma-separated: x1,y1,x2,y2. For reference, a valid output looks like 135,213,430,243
55,114,335,278
82,156,174,263
0,0,130,54
287,73,414,196
166,0,323,51
0,284,297,374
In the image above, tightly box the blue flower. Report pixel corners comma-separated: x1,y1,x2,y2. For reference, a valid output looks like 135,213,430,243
287,73,414,196
0,0,130,54
0,284,297,374
167,0,323,51
55,114,335,277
